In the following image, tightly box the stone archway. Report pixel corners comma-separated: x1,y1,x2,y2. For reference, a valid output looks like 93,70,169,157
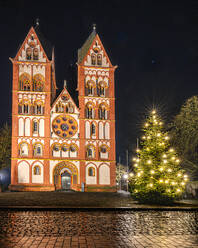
53,161,78,190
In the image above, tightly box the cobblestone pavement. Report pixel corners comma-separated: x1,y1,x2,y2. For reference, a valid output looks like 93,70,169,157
0,210,198,248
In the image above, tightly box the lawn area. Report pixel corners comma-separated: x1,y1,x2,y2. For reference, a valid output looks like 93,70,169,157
0,191,198,208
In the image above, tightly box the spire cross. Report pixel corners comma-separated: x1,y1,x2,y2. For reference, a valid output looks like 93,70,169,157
93,23,96,31
36,18,39,26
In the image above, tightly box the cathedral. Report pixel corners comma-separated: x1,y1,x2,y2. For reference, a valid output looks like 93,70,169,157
9,24,116,192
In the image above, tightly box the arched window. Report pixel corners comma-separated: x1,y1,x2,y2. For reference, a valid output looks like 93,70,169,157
52,143,60,157
24,104,29,114
85,103,94,119
97,81,107,97
56,102,64,113
33,120,39,134
100,145,107,153
34,166,41,175
86,145,95,158
19,73,31,91
69,144,78,158
91,123,96,136
62,144,68,152
33,143,42,156
86,80,95,96
19,142,28,156
98,104,108,120
68,103,74,113
65,104,69,113
99,145,109,159
33,101,44,115
33,74,44,92
18,104,22,114
33,48,39,60
18,100,30,114
88,167,95,176
70,145,76,152
53,144,60,152
91,54,96,65
97,54,102,66
26,47,32,60
61,144,69,157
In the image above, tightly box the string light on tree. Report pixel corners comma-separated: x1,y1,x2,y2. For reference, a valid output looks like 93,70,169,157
129,109,187,204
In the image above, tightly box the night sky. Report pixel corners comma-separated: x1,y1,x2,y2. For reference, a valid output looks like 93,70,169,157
0,0,197,163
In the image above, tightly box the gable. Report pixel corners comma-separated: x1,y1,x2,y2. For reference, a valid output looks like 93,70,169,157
15,26,52,62
51,88,79,114
78,32,112,67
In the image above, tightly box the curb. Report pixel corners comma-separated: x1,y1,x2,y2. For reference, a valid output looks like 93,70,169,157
0,206,198,211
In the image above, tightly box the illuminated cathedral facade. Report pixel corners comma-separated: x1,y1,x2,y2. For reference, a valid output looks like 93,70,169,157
9,24,116,191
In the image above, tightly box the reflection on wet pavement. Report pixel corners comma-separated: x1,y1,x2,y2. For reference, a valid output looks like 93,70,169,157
0,210,198,247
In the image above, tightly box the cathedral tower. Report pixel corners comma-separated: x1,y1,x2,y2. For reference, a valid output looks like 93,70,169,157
9,24,56,191
77,25,117,190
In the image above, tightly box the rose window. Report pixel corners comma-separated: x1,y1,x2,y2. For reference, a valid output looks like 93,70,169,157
52,114,78,138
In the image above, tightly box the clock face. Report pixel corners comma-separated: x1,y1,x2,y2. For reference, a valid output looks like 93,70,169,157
52,114,78,138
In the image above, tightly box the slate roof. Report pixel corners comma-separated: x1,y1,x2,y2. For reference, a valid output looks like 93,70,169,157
34,25,53,60
77,29,96,64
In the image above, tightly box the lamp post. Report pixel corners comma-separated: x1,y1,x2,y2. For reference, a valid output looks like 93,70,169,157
123,174,128,192
119,156,121,191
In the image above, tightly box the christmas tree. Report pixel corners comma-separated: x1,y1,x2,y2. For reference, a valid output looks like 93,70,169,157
129,110,188,204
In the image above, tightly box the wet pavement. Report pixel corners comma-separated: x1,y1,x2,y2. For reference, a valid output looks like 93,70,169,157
0,210,198,247
0,191,197,208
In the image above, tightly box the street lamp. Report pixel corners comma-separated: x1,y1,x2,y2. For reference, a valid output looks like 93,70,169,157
123,174,128,192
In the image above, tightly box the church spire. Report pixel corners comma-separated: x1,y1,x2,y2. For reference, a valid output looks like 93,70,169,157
64,79,67,88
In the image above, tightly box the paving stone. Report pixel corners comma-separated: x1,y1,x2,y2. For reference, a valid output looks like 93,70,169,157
0,210,198,248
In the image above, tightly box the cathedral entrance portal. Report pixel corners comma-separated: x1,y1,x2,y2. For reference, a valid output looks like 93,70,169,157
53,161,78,191
61,171,71,190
